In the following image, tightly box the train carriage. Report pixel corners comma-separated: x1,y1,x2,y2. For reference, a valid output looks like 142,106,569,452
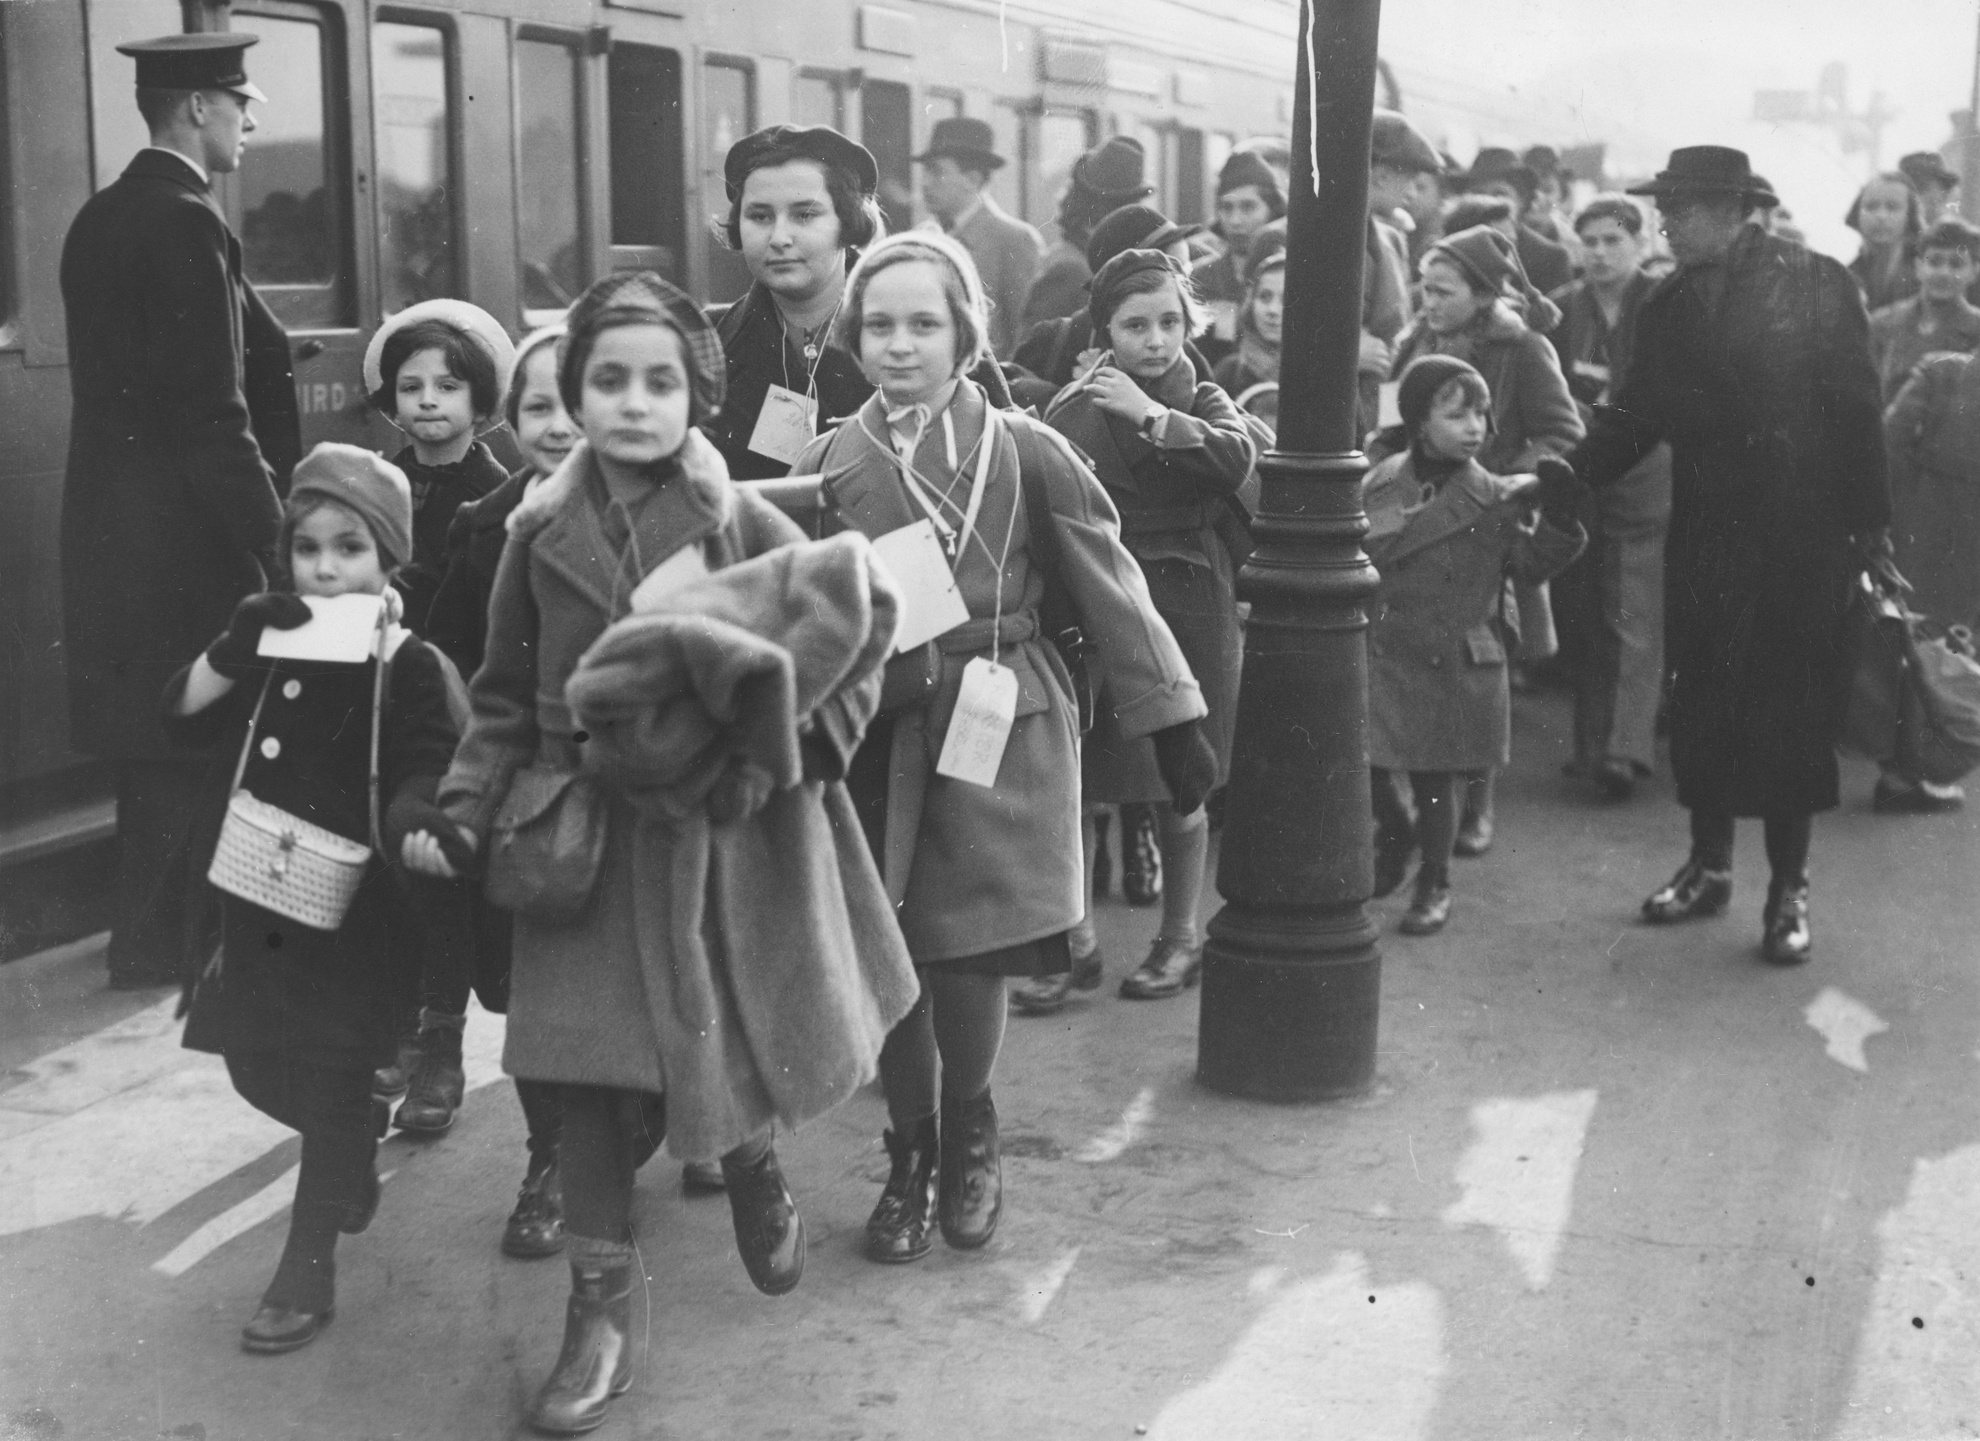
0,0,1300,863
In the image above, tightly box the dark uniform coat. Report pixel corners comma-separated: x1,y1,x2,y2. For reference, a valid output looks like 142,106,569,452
166,634,459,1069
61,149,300,758
1569,224,1891,816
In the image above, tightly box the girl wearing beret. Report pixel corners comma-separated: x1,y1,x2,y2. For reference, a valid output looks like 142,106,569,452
407,272,915,1435
166,444,462,1354
1387,225,1585,862
1039,250,1255,1007
793,232,1214,1266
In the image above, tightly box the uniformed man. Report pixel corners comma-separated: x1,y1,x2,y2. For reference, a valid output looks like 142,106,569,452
60,33,299,989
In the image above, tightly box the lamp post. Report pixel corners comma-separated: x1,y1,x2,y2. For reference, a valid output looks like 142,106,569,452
1197,0,1383,1100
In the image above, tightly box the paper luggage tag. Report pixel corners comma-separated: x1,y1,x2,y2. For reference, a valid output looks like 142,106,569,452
257,593,385,662
935,657,1018,788
871,519,970,652
748,384,819,466
629,541,710,612
1377,380,1403,429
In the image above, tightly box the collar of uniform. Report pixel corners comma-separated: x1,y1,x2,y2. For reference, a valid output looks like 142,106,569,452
138,145,209,186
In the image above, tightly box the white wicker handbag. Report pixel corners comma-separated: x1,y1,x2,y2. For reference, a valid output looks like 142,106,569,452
206,617,387,931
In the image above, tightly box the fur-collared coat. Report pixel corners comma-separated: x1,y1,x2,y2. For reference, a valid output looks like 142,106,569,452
437,433,916,1159
1365,454,1584,770
1570,224,1891,816
796,379,1205,963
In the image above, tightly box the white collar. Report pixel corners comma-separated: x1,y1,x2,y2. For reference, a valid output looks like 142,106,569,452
143,146,209,185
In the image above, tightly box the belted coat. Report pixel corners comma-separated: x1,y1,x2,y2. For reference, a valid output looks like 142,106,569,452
60,149,300,759
1569,224,1891,816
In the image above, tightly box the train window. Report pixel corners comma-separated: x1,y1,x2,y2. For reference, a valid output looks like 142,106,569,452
1125,120,1165,214
792,72,842,131
700,57,755,304
371,18,455,312
861,80,912,234
1031,108,1092,228
516,36,585,322
607,43,686,285
988,102,1024,219
1175,127,1206,225
232,8,353,330
84,0,183,191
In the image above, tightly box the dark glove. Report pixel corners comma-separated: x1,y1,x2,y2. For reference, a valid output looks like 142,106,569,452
1856,527,1911,596
1533,457,1585,526
1151,720,1218,817
205,592,312,679
385,792,479,875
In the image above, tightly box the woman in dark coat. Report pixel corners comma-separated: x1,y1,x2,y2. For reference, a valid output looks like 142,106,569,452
1043,250,1256,1003
1570,147,1893,964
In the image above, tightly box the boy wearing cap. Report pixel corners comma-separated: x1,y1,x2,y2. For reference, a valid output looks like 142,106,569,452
60,32,301,990
916,118,1043,359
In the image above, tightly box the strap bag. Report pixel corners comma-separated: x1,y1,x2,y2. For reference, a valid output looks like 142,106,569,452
206,614,386,932
1839,574,1980,784
482,764,608,925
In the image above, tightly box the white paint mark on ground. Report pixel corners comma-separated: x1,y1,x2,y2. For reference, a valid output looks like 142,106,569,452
1018,1245,1081,1322
1145,1252,1445,1440
151,1165,300,1276
1805,987,1888,1073
1835,1144,1980,1437
1075,1086,1155,1163
1442,1089,1598,1290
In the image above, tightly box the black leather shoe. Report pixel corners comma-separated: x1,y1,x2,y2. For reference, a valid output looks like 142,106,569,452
241,1303,332,1355
527,1261,633,1435
1762,880,1813,965
1118,937,1201,999
721,1144,805,1296
681,1159,727,1194
1120,803,1163,905
394,1028,464,1135
1594,758,1636,802
865,1117,939,1264
372,1039,419,1104
1010,948,1103,1015
1641,860,1733,924
1372,821,1416,900
1399,878,1451,935
503,1159,565,1259
938,1091,1001,1250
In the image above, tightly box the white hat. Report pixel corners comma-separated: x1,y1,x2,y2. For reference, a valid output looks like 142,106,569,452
362,298,517,398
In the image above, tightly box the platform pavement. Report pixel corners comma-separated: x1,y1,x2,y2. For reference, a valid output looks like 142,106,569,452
2,692,1976,1440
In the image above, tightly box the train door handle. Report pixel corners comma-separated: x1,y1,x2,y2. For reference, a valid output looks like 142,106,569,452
294,339,326,360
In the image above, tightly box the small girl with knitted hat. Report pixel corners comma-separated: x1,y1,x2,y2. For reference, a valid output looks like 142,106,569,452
165,443,464,1354
1365,356,1586,934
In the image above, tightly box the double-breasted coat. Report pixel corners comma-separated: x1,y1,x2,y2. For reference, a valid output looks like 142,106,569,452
166,634,459,1069
60,149,301,759
1365,454,1586,771
797,379,1205,965
437,434,916,1159
1570,224,1892,816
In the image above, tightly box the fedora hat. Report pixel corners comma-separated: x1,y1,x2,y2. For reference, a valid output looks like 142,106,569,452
1085,204,1204,271
914,116,1005,171
1627,146,1777,208
1899,150,1960,192
1461,147,1538,199
1071,136,1153,204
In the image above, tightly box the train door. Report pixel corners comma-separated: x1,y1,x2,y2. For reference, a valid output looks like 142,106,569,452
226,0,374,450
606,41,686,286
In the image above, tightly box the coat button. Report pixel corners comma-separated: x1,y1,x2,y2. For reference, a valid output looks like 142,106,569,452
260,736,281,760
282,679,302,700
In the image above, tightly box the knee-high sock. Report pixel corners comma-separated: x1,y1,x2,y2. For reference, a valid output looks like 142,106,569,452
1156,803,1210,948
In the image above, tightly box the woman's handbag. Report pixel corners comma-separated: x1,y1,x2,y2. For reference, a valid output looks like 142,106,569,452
1840,575,1980,783
206,617,386,932
482,765,608,924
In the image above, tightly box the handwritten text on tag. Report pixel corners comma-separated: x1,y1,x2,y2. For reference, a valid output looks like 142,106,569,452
936,658,1018,788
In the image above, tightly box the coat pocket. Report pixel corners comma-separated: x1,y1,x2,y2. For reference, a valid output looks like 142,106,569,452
483,766,607,925
1464,624,1507,666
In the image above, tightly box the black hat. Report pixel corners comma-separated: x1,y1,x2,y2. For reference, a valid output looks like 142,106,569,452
1217,149,1281,198
1071,136,1153,204
1522,144,1562,178
117,33,267,103
1899,151,1960,192
724,124,879,201
1626,146,1777,208
914,117,1005,171
1085,204,1204,271
1369,109,1442,176
1462,147,1538,200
